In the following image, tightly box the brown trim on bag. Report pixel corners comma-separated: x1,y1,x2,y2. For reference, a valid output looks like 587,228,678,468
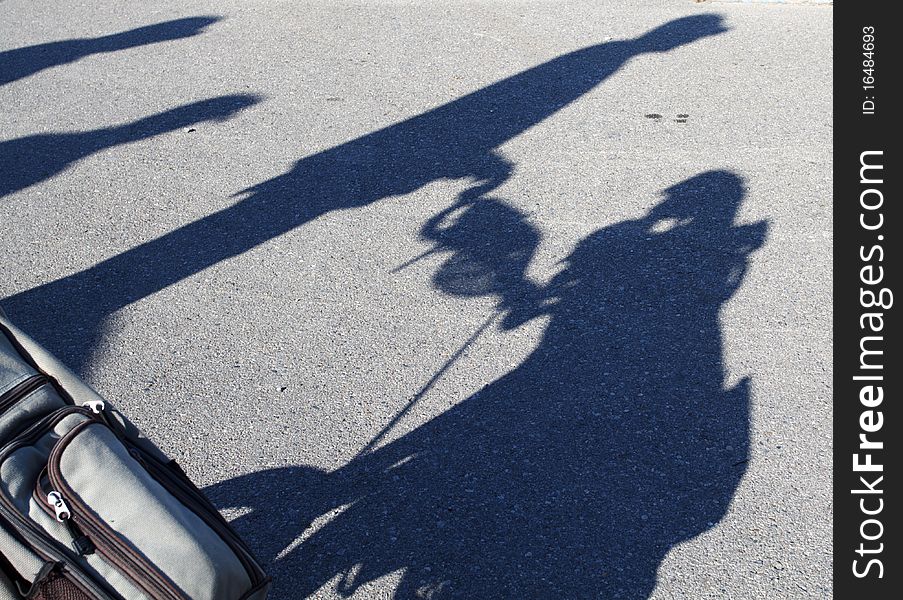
33,466,56,521
0,374,50,415
131,449,267,586
48,420,189,600
0,408,118,600
91,537,171,600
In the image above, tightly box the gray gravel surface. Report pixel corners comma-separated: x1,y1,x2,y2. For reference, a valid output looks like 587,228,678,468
1,1,832,598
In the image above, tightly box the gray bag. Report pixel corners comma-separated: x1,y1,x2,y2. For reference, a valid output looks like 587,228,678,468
0,311,269,600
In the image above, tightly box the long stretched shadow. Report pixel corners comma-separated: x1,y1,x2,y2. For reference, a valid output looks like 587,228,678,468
0,95,260,198
207,171,768,598
1,17,220,87
2,15,727,373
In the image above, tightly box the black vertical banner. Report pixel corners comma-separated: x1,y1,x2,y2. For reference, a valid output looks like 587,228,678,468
835,2,900,597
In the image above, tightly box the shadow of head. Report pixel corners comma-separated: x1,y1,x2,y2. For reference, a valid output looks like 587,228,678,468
632,14,727,53
103,16,221,47
0,15,224,87
647,170,746,231
127,93,262,133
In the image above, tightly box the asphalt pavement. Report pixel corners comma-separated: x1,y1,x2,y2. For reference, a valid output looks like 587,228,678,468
1,1,832,598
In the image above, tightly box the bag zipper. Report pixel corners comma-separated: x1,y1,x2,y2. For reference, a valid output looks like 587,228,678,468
48,491,179,600
47,419,189,600
0,406,115,600
0,374,49,414
33,467,96,557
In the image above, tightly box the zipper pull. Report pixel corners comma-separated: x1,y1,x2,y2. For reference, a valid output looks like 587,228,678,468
46,491,70,521
46,491,94,556
82,400,105,414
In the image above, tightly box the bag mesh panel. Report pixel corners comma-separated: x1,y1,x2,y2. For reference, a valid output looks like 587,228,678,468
32,572,92,600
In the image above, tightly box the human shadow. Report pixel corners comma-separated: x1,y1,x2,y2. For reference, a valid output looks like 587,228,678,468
0,17,219,86
2,15,727,373
206,171,768,598
0,94,260,199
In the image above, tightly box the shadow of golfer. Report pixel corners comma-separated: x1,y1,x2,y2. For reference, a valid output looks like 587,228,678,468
207,170,768,599
1,17,220,87
2,15,727,374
